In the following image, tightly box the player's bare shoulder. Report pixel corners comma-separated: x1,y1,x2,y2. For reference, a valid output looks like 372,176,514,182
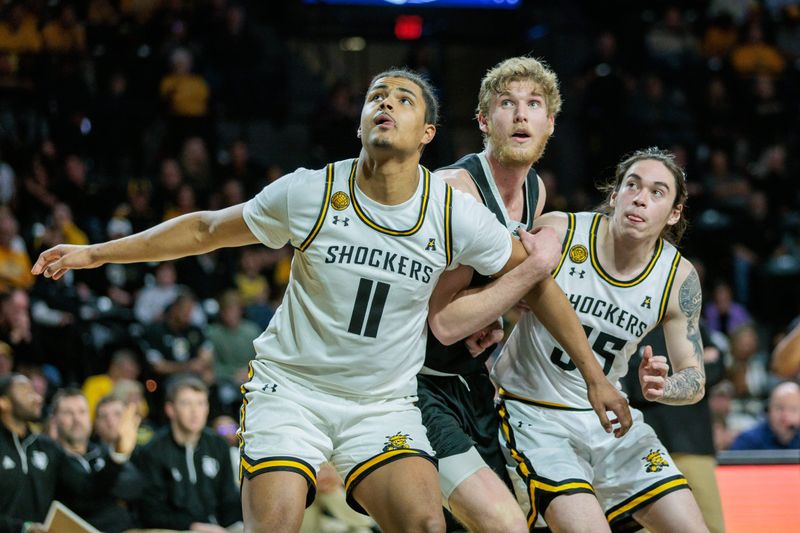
433,167,482,203
533,211,570,241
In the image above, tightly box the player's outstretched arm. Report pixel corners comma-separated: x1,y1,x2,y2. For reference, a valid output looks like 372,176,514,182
32,204,259,280
648,261,706,405
523,275,633,437
428,226,559,346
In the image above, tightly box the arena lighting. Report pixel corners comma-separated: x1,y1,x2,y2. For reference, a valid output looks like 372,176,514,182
395,15,423,40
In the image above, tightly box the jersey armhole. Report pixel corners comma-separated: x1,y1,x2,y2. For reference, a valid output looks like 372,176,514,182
444,184,453,267
297,163,334,252
657,252,683,324
552,212,576,277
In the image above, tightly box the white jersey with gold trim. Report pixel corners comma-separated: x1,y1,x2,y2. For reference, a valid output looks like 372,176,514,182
492,212,681,409
243,158,512,400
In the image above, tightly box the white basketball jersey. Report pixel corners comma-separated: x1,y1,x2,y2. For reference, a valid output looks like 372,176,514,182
244,159,512,399
492,212,681,409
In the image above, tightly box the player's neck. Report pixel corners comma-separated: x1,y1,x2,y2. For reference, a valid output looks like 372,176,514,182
1,414,28,438
600,217,659,277
356,151,421,205
485,149,530,209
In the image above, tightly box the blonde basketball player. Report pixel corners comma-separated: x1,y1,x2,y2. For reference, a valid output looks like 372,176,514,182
491,148,709,532
32,69,563,533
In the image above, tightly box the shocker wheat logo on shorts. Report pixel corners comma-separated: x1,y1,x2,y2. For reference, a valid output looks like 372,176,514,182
569,244,588,263
331,191,350,210
642,449,669,473
383,432,412,452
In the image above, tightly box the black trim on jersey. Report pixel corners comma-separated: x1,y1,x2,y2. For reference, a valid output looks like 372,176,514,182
344,449,437,515
589,214,664,287
444,185,453,267
438,153,540,230
349,161,430,236
658,251,682,323
552,212,576,277
605,474,689,529
497,401,539,529
298,163,334,252
499,387,594,412
240,454,318,507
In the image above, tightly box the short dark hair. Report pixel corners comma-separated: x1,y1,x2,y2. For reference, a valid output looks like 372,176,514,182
165,374,208,403
51,387,86,414
95,394,123,415
0,373,21,398
368,68,439,126
596,147,689,244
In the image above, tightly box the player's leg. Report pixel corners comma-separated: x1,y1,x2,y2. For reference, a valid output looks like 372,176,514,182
352,455,445,533
497,400,596,531
242,472,308,533
672,453,725,533
430,372,526,533
543,493,611,533
447,462,527,533
594,408,706,532
632,489,709,533
239,361,331,533
334,394,444,533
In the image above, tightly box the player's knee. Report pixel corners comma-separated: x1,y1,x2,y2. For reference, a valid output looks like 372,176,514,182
415,507,446,533
478,504,527,533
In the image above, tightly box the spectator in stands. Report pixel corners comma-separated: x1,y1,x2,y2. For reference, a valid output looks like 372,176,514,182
729,382,800,450
207,289,259,385
0,373,137,532
0,208,33,292
134,261,185,325
135,375,243,531
93,395,126,448
234,248,274,330
704,280,751,335
159,47,211,153
0,341,11,378
82,348,141,423
773,317,800,379
0,289,42,369
0,3,42,54
730,22,786,78
153,158,185,220
51,388,144,532
42,4,87,55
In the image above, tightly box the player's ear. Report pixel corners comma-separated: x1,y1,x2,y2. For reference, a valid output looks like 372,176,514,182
356,127,362,139
477,112,488,134
609,192,617,207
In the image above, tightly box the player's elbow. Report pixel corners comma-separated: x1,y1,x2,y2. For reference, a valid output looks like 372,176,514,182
428,316,459,346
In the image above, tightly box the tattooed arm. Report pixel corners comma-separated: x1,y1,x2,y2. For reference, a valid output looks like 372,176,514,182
642,260,706,405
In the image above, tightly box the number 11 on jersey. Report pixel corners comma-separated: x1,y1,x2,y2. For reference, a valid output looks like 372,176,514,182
348,277,391,338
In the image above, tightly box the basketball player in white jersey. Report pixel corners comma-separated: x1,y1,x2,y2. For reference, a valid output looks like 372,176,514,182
31,69,566,533
490,148,709,532
421,57,632,533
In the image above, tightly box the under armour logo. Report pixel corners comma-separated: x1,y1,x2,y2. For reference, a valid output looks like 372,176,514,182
332,216,350,226
569,267,586,278
261,383,278,393
641,296,652,309
426,238,436,251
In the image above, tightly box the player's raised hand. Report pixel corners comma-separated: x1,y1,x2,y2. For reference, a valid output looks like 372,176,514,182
639,345,669,402
31,244,100,280
587,379,633,438
517,226,560,278
465,320,504,357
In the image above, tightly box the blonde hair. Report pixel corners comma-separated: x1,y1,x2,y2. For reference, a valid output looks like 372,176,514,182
476,56,563,119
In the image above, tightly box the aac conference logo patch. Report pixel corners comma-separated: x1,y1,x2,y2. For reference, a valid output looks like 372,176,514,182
569,244,588,264
331,191,350,211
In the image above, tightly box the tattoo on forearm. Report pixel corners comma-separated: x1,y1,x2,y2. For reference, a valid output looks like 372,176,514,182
679,270,704,368
663,367,704,402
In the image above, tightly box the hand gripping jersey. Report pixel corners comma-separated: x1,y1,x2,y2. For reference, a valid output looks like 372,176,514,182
492,212,682,409
423,151,539,376
243,159,512,400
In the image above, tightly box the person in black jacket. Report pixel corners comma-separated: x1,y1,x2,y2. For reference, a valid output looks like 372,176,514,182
0,374,138,533
135,374,243,531
51,388,145,533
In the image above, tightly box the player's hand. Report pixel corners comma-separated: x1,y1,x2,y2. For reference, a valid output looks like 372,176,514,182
587,379,632,438
639,345,669,402
465,320,504,358
114,402,141,457
31,244,99,280
518,227,560,278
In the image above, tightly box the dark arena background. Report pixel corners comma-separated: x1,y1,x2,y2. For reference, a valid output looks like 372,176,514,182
0,0,798,532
